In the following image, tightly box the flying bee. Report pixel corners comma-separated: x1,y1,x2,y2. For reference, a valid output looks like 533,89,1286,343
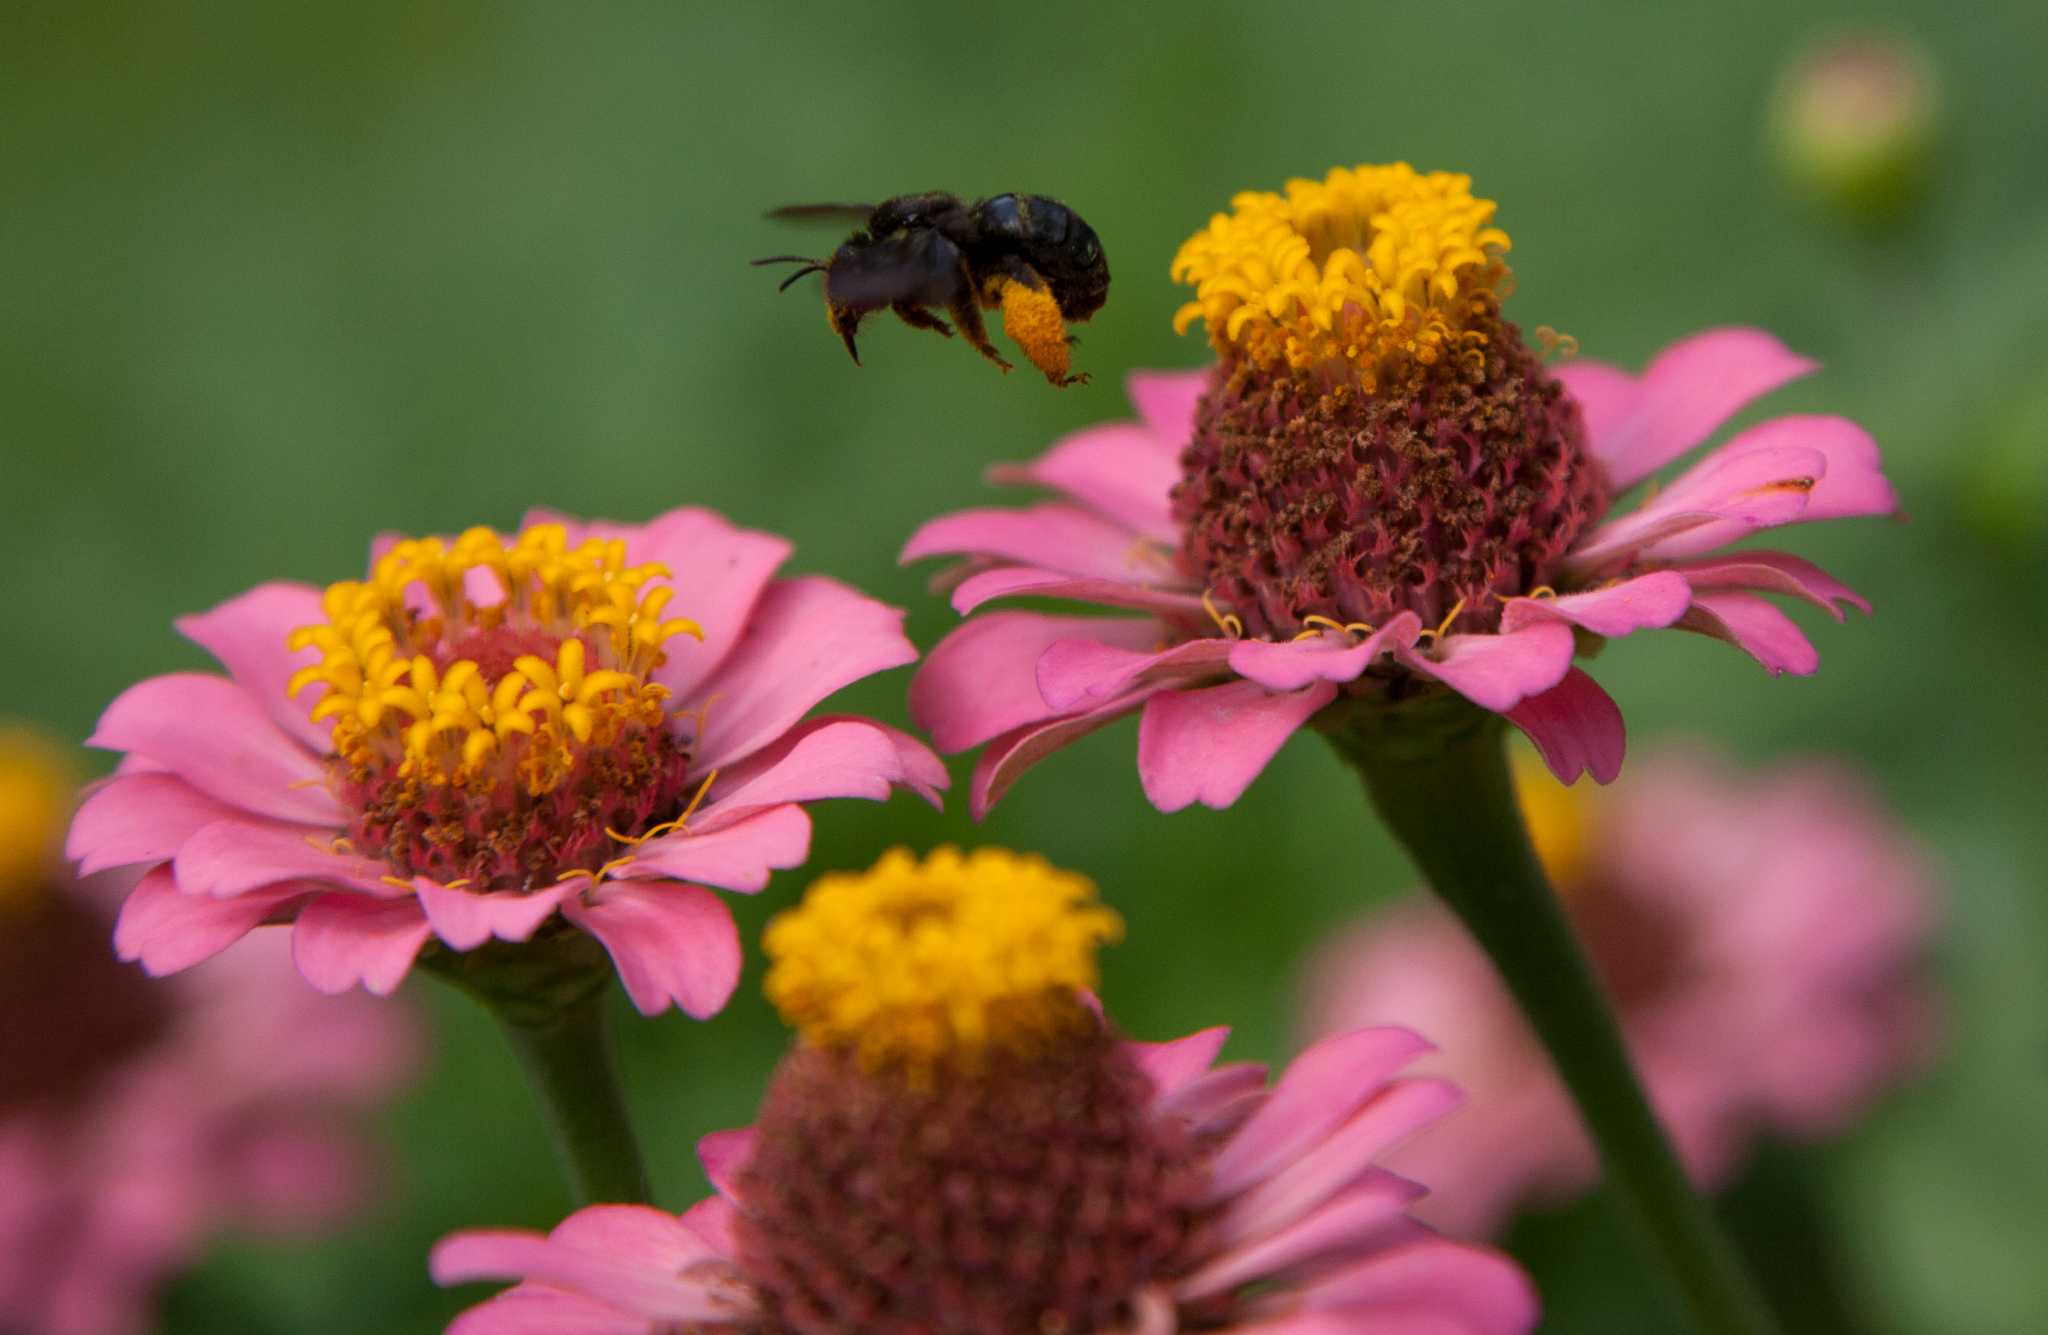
752,192,1108,387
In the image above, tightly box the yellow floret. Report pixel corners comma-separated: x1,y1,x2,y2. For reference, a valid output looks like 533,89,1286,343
1171,163,1511,380
285,522,700,792
763,847,1124,1079
0,729,71,913
1513,752,1592,891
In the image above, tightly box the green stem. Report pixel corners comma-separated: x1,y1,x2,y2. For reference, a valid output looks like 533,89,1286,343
495,988,651,1205
420,933,651,1206
1325,697,1779,1335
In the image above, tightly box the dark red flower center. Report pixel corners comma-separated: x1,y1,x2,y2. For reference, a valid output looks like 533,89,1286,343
734,1029,1209,1335
1173,322,1609,640
0,893,172,1115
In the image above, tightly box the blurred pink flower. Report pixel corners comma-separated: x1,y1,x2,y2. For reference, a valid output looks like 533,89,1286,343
905,330,1896,817
1299,749,1937,1238
1,723,416,1335
434,1024,1538,1334
67,507,944,1017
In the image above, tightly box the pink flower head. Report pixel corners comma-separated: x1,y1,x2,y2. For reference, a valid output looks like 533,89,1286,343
435,846,1538,1333
0,728,416,1335
68,507,945,1016
905,165,1898,816
1300,748,1937,1238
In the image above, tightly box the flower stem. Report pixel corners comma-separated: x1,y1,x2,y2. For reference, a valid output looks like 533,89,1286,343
1325,697,1779,1335
420,933,652,1206
494,988,651,1205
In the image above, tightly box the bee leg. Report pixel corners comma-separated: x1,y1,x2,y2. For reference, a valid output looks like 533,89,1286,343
946,283,1014,375
988,269,1087,387
828,302,862,365
891,303,953,338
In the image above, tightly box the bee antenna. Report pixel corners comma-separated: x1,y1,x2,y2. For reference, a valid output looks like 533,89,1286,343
750,254,817,267
774,264,826,292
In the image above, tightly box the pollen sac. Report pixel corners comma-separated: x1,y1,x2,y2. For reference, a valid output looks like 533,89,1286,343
1174,321,1608,639
734,1028,1208,1335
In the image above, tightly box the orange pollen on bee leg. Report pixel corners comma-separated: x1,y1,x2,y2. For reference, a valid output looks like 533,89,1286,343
990,277,1072,382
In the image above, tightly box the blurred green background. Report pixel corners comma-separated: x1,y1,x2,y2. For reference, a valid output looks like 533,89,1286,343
5,1,2046,1330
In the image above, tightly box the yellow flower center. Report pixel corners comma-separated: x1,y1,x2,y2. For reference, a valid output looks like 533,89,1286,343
0,729,69,914
1514,752,1592,891
287,523,702,795
1171,162,1511,381
762,847,1124,1079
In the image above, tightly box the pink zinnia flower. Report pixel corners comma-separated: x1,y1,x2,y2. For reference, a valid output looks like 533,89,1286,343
433,847,1538,1333
904,164,1898,815
68,507,944,1017
1299,748,1936,1238
0,728,416,1335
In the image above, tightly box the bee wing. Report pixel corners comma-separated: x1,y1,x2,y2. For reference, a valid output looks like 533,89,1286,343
823,230,964,312
765,203,877,223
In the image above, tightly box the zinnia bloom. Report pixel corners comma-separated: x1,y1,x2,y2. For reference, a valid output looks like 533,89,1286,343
0,727,415,1335
433,847,1538,1333
904,163,1898,814
1299,748,1936,1238
68,508,944,1017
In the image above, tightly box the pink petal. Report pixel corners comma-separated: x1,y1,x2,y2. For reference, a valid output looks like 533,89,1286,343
677,1195,741,1255
174,816,390,899
1393,623,1574,714
446,1287,646,1335
949,565,1204,617
290,893,433,995
415,880,576,952
1154,1060,1269,1127
620,508,794,703
912,612,1158,752
1203,1028,1433,1203
969,689,1157,819
1565,444,1826,571
114,865,304,974
1559,327,1818,491
1631,417,1895,562
624,804,811,893
1549,359,1635,447
88,673,343,825
687,575,916,769
1137,679,1336,813
66,771,241,875
173,581,333,752
1678,591,1820,675
1124,1026,1230,1103
695,717,945,826
1730,415,1897,525
1038,636,1235,712
1228,614,1422,691
565,881,741,1018
1177,1170,1424,1301
433,1229,551,1285
1127,367,1211,449
1291,1240,1540,1332
432,1214,744,1324
1505,669,1626,784
900,502,1174,583
697,1128,757,1203
1670,550,1869,619
1498,572,1692,638
987,421,1179,539
550,1204,731,1271
1219,1080,1463,1248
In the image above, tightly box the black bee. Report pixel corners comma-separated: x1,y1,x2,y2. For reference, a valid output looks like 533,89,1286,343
752,192,1109,387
